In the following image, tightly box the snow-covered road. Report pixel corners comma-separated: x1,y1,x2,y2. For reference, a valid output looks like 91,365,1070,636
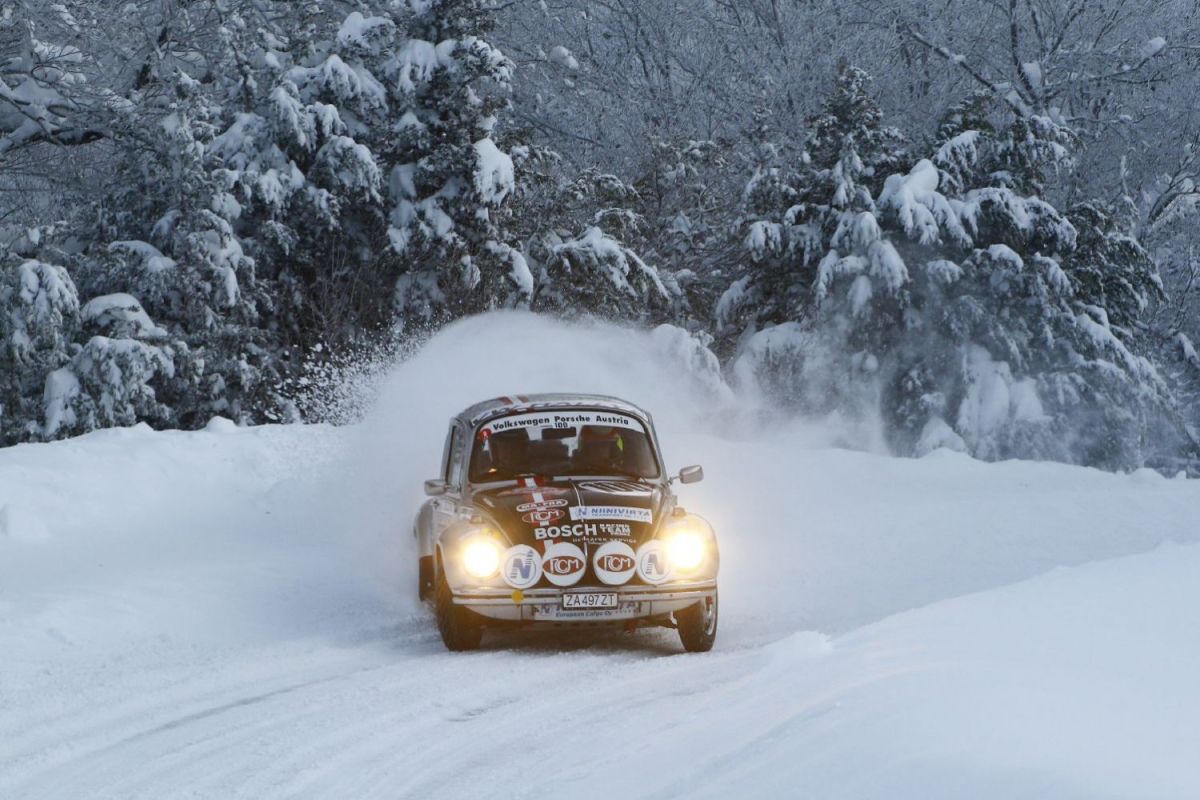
3,315,1199,798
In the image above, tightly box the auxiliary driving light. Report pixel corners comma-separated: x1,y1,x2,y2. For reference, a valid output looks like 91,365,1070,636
666,530,706,572
462,538,502,579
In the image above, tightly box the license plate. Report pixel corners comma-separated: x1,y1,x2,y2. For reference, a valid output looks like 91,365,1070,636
562,592,617,609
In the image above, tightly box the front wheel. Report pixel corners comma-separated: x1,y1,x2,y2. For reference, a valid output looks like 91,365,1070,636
676,591,718,653
435,571,483,651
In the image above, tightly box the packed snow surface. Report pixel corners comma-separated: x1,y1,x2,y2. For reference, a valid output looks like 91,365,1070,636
2,313,1198,798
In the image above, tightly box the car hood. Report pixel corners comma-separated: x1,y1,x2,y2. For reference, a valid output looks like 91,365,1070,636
473,478,666,550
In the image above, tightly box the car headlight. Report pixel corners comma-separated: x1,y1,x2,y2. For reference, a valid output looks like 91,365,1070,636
665,530,707,572
461,538,502,579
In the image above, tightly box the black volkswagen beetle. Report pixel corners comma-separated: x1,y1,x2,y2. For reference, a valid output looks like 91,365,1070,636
414,393,719,651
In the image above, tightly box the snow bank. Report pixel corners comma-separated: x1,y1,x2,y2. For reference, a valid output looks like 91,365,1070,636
606,543,1200,799
0,423,365,647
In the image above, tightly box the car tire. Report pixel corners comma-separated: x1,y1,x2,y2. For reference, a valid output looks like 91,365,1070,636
676,591,718,653
418,556,433,602
435,570,483,651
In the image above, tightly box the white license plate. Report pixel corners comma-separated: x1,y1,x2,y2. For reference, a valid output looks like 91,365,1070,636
562,592,617,609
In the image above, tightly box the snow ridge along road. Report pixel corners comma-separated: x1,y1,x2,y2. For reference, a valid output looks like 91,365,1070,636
2,313,1198,798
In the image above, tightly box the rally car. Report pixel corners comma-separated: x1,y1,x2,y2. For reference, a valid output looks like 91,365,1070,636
414,393,719,652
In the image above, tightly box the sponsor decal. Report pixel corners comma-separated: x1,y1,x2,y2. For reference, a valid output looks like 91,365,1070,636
541,542,586,587
516,498,569,512
545,555,584,575
532,603,636,620
502,545,542,590
534,521,633,540
478,411,645,438
593,540,637,585
569,505,653,524
521,508,565,524
496,486,569,498
534,523,597,540
578,480,653,496
635,540,672,585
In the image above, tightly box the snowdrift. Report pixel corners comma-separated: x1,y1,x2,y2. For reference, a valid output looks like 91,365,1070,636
2,312,1198,798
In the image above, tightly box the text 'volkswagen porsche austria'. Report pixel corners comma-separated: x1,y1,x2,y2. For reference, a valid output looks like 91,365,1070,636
414,393,719,652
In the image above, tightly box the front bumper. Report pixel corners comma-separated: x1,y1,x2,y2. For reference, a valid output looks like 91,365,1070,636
452,580,717,623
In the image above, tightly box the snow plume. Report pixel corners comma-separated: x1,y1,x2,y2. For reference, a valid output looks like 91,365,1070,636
361,312,735,452
728,322,889,453
281,329,413,426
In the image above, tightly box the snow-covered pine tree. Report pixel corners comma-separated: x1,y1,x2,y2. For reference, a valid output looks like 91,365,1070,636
0,259,79,443
254,4,397,341
389,0,531,329
713,106,805,356
43,334,175,440
720,69,1172,466
627,136,736,330
505,148,671,320
85,3,429,427
836,102,1081,460
89,62,277,428
845,93,1170,467
718,64,908,416
1052,202,1176,467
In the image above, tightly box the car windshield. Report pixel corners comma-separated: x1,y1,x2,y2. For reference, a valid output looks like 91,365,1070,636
469,410,660,482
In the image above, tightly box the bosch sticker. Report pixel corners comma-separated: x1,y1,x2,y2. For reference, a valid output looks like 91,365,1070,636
534,523,598,540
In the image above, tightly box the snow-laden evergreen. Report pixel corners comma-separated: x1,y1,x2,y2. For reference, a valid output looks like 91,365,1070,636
1,260,79,443
509,153,673,321
720,66,1176,468
389,0,530,326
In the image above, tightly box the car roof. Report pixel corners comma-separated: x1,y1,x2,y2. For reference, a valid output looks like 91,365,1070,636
457,393,653,427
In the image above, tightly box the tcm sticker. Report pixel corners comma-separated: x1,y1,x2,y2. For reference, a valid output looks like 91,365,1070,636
522,508,565,524
541,542,586,587
569,506,652,524
516,498,568,512
593,541,636,585
502,545,543,590
636,540,672,585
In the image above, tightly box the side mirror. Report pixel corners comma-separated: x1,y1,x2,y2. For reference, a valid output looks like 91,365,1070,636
424,478,448,496
678,465,704,485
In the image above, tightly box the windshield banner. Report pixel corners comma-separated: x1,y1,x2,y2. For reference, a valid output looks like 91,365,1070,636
479,411,643,437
